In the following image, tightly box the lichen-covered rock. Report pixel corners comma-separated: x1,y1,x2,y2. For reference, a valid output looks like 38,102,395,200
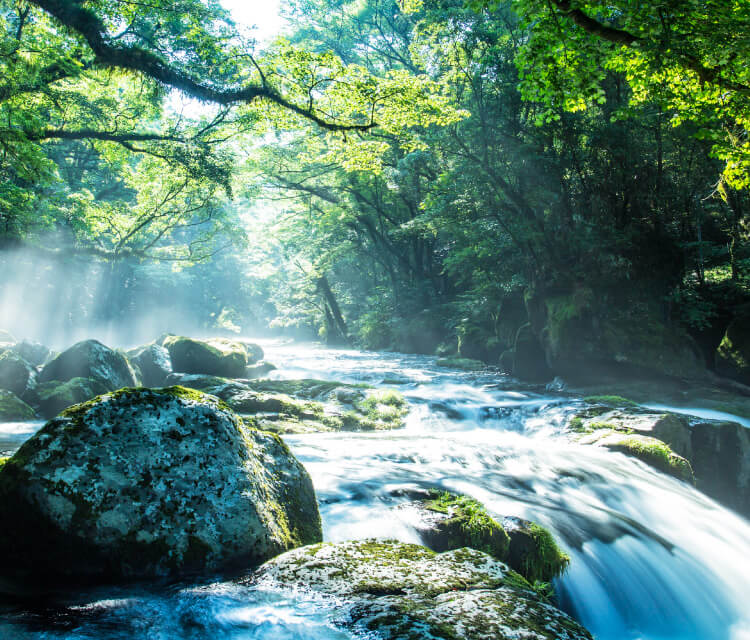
163,336,252,378
32,377,108,419
570,403,750,515
252,540,592,640
128,343,172,386
38,340,137,391
715,315,750,385
0,350,35,397
0,389,34,422
0,387,321,585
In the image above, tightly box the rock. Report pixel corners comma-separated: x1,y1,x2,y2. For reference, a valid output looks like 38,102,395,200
240,342,264,364
38,340,137,391
163,337,252,378
332,386,366,404
513,323,552,382
502,517,571,585
12,340,52,367
129,343,172,386
436,357,485,371
571,403,750,515
715,315,750,385
0,390,34,422
0,351,35,397
399,490,569,584
247,378,348,400
32,377,109,419
0,387,321,585
252,540,592,640
245,361,276,379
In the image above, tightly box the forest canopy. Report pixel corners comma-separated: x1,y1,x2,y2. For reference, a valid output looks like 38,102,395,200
0,0,748,382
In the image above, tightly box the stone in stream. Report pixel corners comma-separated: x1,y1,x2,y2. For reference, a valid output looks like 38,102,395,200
38,339,138,391
570,399,750,515
0,386,321,585
31,377,109,419
251,539,592,640
163,336,262,378
395,489,570,585
0,350,36,397
127,342,173,386
0,389,35,422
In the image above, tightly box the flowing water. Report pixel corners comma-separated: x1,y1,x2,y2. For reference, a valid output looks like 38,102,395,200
1,340,749,640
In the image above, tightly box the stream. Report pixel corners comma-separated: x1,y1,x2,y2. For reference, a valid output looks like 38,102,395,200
1,340,749,640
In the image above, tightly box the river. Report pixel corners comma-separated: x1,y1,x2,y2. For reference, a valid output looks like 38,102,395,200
1,340,749,640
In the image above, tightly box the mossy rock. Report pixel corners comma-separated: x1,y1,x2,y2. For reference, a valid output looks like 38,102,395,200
245,361,276,379
0,386,321,586
32,377,109,419
600,433,694,483
247,378,366,400
716,315,750,385
582,395,638,408
38,340,138,392
502,517,571,584
0,350,35,397
436,357,485,371
0,389,35,422
128,343,172,387
253,540,592,640
12,340,52,367
163,336,252,378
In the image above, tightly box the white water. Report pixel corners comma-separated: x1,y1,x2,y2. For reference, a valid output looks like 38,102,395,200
1,340,749,639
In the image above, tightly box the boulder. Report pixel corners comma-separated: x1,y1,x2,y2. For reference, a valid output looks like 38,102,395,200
435,357,485,371
0,351,35,397
12,340,52,367
245,361,276,379
0,387,321,585
571,402,750,515
163,337,251,378
715,315,750,385
252,540,592,640
399,490,569,584
32,377,108,419
241,342,264,365
129,343,172,387
38,340,137,391
0,390,34,422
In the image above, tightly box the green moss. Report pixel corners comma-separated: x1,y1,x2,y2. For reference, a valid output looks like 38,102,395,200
435,357,485,371
583,395,638,407
353,389,409,429
0,389,35,421
424,491,510,560
248,378,370,399
609,435,694,482
519,523,570,583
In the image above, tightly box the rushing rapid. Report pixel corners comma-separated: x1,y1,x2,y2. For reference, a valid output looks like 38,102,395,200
1,340,749,640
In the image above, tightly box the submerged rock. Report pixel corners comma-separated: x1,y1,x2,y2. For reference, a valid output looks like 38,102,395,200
32,377,108,419
436,356,485,371
0,350,35,397
0,389,34,422
252,540,592,640
0,387,321,585
38,340,137,391
163,337,259,378
128,343,172,386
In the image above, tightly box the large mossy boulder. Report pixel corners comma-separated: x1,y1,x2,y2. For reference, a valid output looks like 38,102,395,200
38,340,137,391
252,540,592,640
128,343,172,386
163,337,257,378
12,340,52,367
32,377,108,419
0,389,34,422
715,315,750,385
0,350,35,397
571,401,750,515
0,387,321,585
